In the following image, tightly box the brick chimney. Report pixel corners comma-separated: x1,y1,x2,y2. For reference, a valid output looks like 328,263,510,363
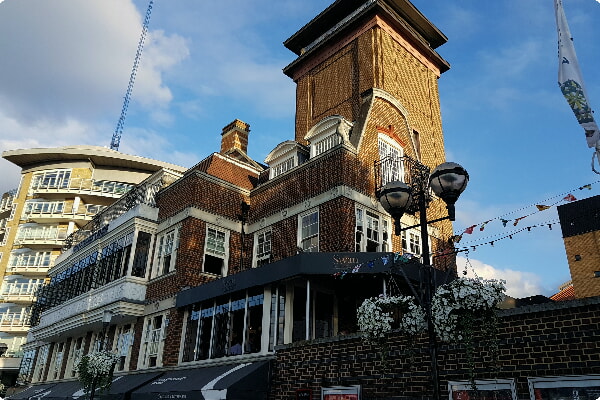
221,119,250,155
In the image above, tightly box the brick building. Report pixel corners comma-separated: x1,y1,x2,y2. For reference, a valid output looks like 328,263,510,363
8,0,600,400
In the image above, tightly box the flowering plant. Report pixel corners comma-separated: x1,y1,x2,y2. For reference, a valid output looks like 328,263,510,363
431,276,506,387
431,277,506,343
76,351,119,393
357,295,426,344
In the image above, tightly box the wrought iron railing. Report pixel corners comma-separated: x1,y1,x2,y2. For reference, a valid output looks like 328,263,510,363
374,155,432,214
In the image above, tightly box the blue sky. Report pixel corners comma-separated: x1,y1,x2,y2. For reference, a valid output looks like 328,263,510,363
0,0,599,297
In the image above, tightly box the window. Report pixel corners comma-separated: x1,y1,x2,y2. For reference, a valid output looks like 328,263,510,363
9,251,52,268
30,169,71,191
140,314,166,368
155,229,178,276
402,229,421,255
114,324,134,371
9,204,17,220
68,337,84,378
181,289,264,362
355,207,389,252
378,135,404,185
412,129,421,159
50,342,65,380
1,227,9,246
33,344,50,382
272,157,295,178
449,379,517,400
204,226,228,275
313,134,341,157
254,229,272,267
299,210,319,252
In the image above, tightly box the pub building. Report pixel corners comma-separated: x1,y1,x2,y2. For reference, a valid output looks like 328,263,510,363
8,0,600,399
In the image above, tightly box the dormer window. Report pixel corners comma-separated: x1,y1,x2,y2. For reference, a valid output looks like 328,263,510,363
305,115,353,158
264,141,309,180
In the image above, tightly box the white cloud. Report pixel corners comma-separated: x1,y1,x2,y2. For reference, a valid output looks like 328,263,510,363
456,256,546,299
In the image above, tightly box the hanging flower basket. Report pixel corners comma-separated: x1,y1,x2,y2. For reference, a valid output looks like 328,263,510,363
431,276,506,387
357,295,426,344
431,277,506,343
76,351,119,394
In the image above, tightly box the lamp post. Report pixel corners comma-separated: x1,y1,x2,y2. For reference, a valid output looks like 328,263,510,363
376,157,469,400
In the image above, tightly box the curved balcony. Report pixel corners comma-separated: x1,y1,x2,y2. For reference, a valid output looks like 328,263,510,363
6,251,55,276
30,178,133,203
22,203,104,227
0,281,44,303
14,226,69,247
32,277,147,340
0,310,31,332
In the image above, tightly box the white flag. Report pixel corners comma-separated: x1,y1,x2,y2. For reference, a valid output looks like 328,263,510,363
555,0,600,147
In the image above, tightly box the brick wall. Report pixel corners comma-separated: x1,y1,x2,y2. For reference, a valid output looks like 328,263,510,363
270,297,600,400
563,232,600,298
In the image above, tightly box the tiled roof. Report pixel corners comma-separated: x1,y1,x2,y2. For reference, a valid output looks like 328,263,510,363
550,284,576,301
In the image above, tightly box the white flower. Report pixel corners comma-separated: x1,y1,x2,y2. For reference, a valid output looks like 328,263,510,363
357,295,426,343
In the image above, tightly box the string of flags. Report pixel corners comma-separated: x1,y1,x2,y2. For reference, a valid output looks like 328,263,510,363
452,181,597,244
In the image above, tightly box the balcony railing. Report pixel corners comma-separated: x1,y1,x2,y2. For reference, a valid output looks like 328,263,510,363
14,226,69,245
0,281,44,302
22,203,105,222
6,264,52,275
63,169,182,250
0,310,31,330
0,189,17,213
31,177,133,196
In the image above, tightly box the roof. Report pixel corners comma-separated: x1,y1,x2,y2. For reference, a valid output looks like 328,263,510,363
550,284,576,301
2,145,187,173
284,0,447,55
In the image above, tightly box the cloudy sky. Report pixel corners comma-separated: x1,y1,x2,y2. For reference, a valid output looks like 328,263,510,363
1,0,599,298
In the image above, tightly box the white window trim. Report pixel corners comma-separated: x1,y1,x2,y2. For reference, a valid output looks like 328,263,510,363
138,312,167,369
401,228,422,256
66,336,85,378
112,324,134,372
253,228,272,268
298,209,319,253
152,226,180,278
378,133,405,185
355,206,390,252
203,225,230,276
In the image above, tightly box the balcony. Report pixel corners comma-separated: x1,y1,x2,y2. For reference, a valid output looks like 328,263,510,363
0,310,31,332
22,202,104,226
31,277,147,340
6,251,55,276
0,281,44,303
30,177,133,202
6,264,51,276
14,226,69,247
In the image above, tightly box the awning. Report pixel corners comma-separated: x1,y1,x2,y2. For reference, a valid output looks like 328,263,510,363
7,383,58,400
29,371,163,400
176,252,442,308
131,361,271,400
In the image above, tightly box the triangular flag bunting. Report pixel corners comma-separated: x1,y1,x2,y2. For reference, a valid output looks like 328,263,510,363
563,193,577,202
536,205,551,211
463,225,477,234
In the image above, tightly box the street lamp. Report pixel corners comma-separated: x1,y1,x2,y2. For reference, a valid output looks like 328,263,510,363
376,156,469,400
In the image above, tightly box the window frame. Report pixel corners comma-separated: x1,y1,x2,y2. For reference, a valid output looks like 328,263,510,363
401,229,421,255
253,228,272,268
139,313,167,369
203,225,229,276
355,206,390,252
528,375,600,400
298,209,319,253
378,134,404,185
153,227,179,278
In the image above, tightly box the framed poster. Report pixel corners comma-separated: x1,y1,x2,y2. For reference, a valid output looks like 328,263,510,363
448,379,517,400
528,375,600,400
321,385,361,400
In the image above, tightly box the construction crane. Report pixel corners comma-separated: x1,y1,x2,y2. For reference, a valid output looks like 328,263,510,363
110,0,154,151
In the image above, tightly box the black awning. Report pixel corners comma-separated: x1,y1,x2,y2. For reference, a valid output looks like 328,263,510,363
130,361,270,400
29,371,163,400
7,383,58,400
176,252,435,308
40,381,82,400
96,371,164,400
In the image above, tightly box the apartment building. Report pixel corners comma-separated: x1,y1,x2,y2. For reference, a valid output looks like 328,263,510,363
0,146,185,389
